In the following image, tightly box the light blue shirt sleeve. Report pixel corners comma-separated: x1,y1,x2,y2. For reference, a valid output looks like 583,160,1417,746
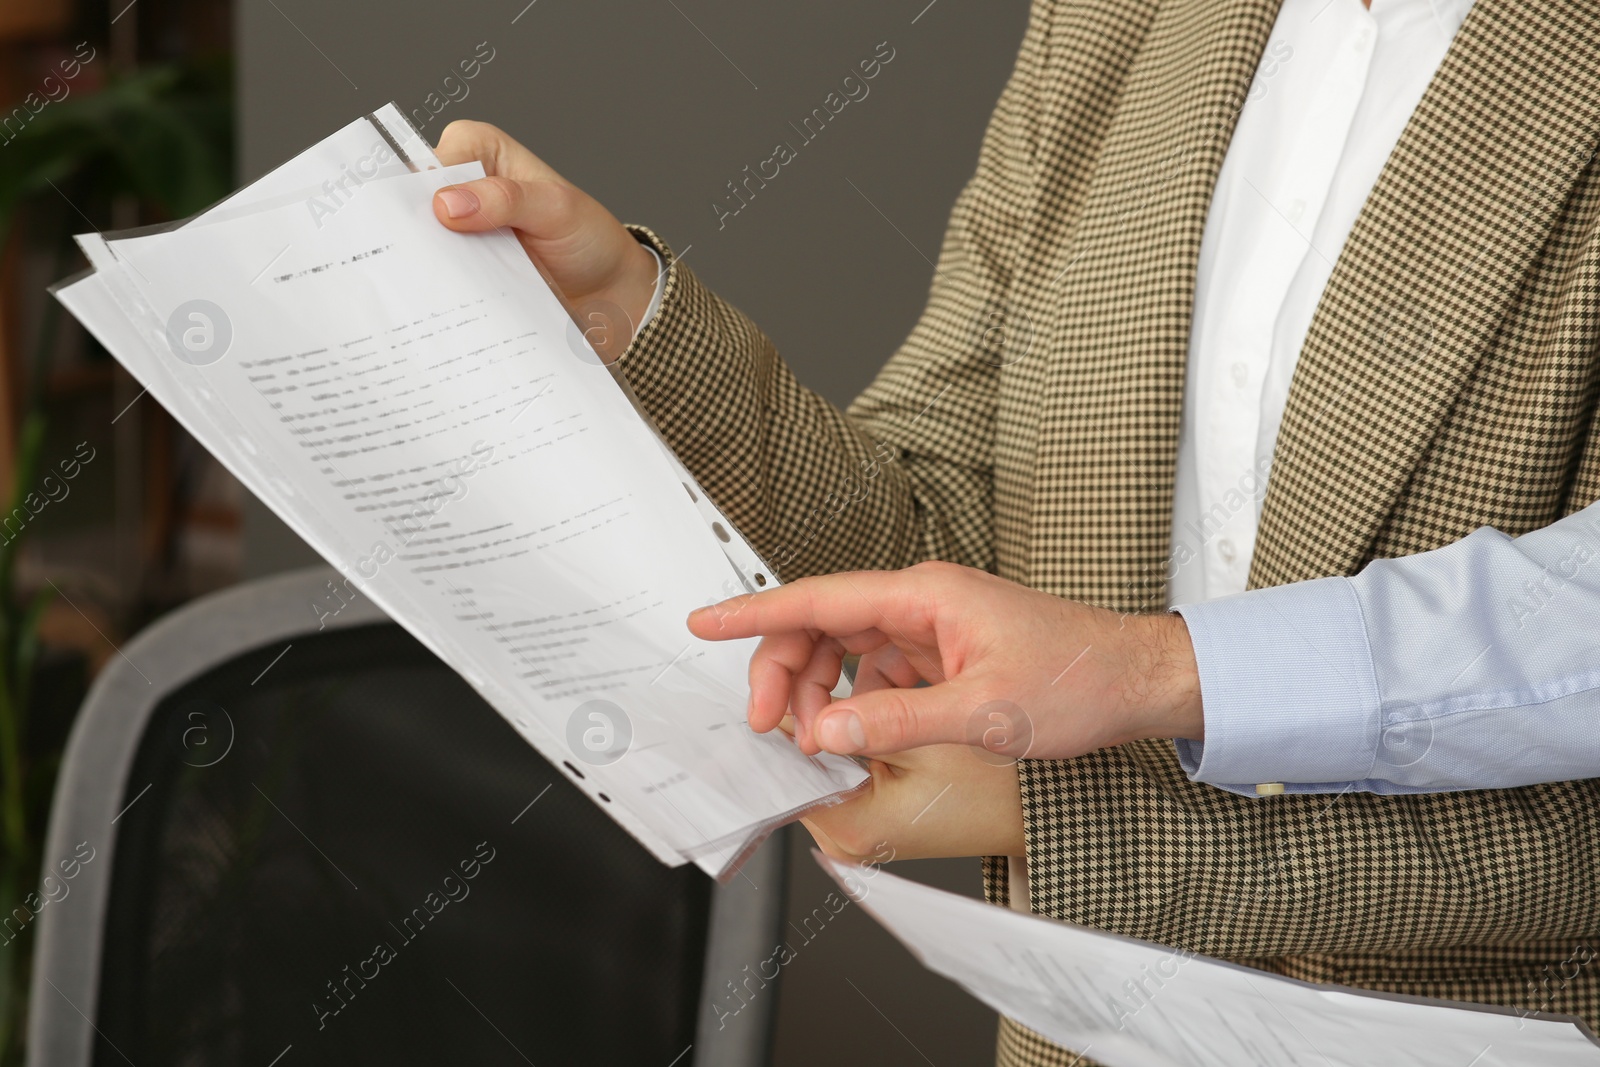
1172,500,1600,795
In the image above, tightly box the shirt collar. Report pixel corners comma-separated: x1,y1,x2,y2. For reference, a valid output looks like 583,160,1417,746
1424,0,1477,39
1364,0,1476,45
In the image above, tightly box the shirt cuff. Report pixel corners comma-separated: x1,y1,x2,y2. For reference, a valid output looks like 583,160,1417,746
637,240,666,332
1172,576,1384,792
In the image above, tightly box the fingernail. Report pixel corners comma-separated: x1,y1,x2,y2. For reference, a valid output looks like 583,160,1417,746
437,188,479,219
819,712,866,754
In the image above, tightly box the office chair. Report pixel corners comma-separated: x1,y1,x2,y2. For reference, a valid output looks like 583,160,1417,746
27,566,784,1067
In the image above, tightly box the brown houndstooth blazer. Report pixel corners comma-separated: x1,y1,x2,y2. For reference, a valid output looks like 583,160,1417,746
619,1,1600,1063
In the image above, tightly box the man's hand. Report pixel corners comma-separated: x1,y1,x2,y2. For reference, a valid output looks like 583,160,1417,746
686,561,1204,760
431,120,658,364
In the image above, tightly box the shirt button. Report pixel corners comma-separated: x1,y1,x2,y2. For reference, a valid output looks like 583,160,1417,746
1285,198,1306,224
1355,27,1374,52
1256,782,1286,796
1231,361,1249,388
1218,539,1237,563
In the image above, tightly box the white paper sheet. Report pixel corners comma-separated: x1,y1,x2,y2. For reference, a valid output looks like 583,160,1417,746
53,112,867,878
817,853,1600,1066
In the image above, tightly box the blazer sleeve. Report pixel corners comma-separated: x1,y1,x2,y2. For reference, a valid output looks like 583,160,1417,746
615,8,1054,583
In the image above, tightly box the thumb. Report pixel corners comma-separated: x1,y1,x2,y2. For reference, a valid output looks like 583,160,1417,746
432,175,585,241
811,684,968,756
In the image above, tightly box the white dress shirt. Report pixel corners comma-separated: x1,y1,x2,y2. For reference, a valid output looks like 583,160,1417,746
1169,0,1477,607
1172,0,1600,797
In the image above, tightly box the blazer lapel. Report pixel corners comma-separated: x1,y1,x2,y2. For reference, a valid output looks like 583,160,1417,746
1027,0,1281,611
1249,0,1600,588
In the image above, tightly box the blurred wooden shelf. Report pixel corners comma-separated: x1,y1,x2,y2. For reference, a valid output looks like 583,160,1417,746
185,503,241,532
45,362,117,396
0,0,70,41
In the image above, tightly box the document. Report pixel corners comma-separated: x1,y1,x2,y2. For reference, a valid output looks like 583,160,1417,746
818,853,1600,1066
53,108,867,878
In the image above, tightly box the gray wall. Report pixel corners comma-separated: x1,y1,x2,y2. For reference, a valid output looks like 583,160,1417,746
238,1,1030,1063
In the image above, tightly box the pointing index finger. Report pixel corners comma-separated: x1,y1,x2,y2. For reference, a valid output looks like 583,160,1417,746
686,571,906,642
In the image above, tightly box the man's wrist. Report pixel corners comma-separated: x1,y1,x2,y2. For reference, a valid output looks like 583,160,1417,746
1121,612,1205,743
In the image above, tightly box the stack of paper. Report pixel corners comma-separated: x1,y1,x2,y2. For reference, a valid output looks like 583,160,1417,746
53,106,867,879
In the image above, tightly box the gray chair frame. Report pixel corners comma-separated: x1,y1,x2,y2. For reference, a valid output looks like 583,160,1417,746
27,565,782,1067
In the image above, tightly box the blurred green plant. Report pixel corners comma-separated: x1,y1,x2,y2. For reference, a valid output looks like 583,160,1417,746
0,58,233,253
0,56,232,1067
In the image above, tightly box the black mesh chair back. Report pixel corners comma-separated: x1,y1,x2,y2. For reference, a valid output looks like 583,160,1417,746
27,567,783,1067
